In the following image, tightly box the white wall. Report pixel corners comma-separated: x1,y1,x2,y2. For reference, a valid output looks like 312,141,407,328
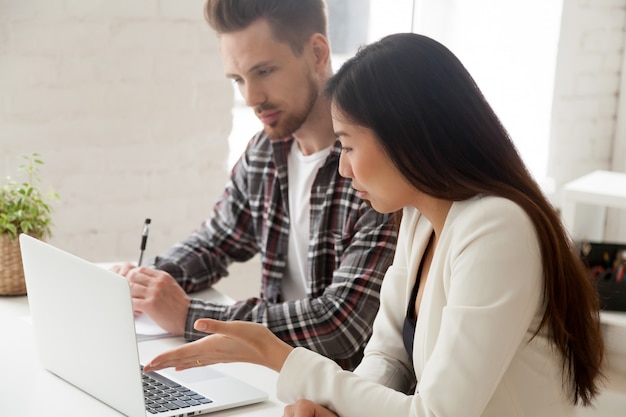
550,0,625,187
549,0,626,242
0,0,233,262
2,0,626,265
414,0,562,185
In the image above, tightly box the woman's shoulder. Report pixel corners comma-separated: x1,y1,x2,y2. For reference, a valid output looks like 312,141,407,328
399,196,533,238
452,195,529,221
443,195,540,262
447,195,535,239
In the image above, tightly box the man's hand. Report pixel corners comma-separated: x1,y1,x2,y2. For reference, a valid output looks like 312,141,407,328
109,262,135,277
110,264,190,336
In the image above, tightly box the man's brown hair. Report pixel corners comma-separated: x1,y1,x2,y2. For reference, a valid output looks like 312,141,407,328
204,0,328,54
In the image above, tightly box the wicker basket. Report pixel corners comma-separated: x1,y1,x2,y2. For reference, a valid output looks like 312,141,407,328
0,234,28,296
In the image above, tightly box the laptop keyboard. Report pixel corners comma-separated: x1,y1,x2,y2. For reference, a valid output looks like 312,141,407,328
141,367,213,414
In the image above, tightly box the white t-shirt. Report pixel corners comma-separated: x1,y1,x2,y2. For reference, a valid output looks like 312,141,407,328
281,140,332,301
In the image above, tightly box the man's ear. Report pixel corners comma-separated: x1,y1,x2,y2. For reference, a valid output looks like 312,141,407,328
309,33,331,73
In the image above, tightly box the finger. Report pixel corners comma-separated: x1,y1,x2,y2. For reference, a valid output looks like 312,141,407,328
144,339,209,372
194,318,262,337
127,269,150,285
110,263,134,276
135,266,168,278
128,280,148,313
194,319,222,334
144,352,199,372
144,360,189,373
131,297,146,313
128,267,175,287
129,270,168,289
146,360,196,373
128,279,148,300
143,353,182,372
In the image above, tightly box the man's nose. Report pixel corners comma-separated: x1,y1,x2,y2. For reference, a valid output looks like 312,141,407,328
242,82,266,108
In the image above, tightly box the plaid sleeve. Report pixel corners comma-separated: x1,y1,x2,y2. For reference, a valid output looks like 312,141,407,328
184,204,398,370
153,151,260,293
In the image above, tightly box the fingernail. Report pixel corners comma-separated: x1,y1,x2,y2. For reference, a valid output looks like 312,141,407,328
195,321,206,331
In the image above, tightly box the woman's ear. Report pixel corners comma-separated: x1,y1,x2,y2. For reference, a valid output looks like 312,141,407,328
308,33,331,73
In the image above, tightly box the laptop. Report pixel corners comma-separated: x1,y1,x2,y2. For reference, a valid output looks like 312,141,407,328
20,234,268,417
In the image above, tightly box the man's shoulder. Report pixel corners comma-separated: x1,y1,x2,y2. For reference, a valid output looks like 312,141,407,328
246,130,272,150
243,131,292,160
246,131,292,148
238,131,276,166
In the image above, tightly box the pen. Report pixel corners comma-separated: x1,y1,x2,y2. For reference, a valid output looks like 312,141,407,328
138,218,151,266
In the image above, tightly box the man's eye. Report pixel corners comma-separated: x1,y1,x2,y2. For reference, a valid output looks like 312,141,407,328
258,68,273,76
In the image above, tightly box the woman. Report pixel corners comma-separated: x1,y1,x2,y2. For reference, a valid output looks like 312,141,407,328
144,33,604,417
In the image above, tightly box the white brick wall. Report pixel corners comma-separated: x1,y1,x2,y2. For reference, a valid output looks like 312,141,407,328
549,0,626,241
0,0,233,263
2,0,626,265
549,0,626,190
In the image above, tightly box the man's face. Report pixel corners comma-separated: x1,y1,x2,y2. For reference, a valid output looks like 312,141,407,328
220,19,320,140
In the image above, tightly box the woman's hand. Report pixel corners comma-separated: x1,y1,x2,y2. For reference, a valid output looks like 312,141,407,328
143,319,293,373
283,399,339,417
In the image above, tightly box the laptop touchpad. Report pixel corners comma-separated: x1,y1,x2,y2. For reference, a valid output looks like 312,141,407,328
162,366,223,383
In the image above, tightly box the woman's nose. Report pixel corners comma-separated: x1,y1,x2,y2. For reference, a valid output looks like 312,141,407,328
338,153,352,179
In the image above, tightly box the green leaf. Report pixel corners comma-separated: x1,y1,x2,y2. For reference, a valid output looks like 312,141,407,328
0,152,59,239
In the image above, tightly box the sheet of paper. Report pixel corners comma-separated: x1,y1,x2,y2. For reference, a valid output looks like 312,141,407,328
134,313,171,341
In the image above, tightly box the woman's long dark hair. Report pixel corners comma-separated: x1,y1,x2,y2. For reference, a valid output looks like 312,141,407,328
326,33,604,405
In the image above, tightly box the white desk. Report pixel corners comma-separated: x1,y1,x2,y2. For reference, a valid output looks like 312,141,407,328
561,170,626,241
3,289,626,416
0,292,285,416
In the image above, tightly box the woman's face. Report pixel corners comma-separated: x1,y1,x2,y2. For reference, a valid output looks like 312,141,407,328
333,109,417,213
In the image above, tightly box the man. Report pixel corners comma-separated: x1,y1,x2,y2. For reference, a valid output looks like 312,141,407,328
114,0,397,370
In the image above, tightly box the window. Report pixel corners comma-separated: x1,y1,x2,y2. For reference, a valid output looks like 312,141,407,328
413,0,563,187
227,0,562,191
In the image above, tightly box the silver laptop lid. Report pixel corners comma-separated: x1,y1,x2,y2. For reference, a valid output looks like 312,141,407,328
20,233,146,417
20,234,268,417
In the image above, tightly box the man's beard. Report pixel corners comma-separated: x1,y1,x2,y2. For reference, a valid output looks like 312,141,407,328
259,76,319,140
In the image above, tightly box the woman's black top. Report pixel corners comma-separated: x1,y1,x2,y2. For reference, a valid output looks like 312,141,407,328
402,232,434,362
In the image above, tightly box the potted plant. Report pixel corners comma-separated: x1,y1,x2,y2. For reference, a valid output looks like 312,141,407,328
0,153,59,295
